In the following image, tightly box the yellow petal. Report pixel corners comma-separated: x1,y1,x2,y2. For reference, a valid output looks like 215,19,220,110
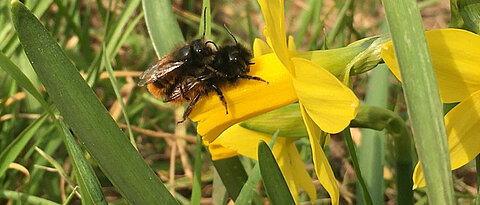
190,53,297,142
253,38,272,57
212,124,272,159
412,163,426,189
257,0,294,71
207,141,238,161
381,29,480,103
292,58,359,133
413,90,480,188
212,124,314,203
288,142,317,203
300,103,339,205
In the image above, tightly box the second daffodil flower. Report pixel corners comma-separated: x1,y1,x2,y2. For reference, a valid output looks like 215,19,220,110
189,0,359,204
382,28,480,189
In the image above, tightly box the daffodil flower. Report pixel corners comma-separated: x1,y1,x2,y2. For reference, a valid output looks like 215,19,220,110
381,28,480,188
188,0,360,204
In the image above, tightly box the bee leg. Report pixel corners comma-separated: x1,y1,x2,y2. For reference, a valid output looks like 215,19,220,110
209,84,228,114
180,84,191,101
237,74,269,84
177,93,201,124
206,65,229,78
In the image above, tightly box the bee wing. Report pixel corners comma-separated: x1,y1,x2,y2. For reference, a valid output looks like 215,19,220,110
166,78,201,101
138,61,184,86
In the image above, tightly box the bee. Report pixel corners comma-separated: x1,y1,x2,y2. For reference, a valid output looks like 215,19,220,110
139,11,267,123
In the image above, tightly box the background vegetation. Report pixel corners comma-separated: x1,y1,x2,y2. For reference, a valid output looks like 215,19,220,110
1,0,476,204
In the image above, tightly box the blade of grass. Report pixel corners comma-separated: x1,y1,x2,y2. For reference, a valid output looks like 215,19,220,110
10,1,178,204
382,0,455,204
0,112,48,177
0,189,60,205
142,0,184,57
343,128,373,205
59,120,106,205
212,168,228,205
102,43,135,149
294,0,317,47
198,0,211,39
212,156,249,201
63,186,78,205
257,141,295,205
235,132,278,204
191,135,202,204
356,64,389,205
2,44,105,205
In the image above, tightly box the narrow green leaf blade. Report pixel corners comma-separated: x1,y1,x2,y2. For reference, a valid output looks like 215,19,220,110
59,120,106,205
257,141,295,205
383,0,455,204
10,1,177,204
0,189,60,205
142,0,184,57
0,113,48,177
0,52,45,107
212,156,248,201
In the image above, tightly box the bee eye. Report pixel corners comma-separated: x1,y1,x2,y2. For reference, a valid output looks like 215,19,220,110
229,55,238,62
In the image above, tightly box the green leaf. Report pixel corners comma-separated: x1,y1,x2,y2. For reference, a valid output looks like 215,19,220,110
191,135,203,204
0,189,60,205
343,128,373,205
257,141,295,205
0,52,46,108
10,1,178,204
356,64,389,205
59,120,106,205
0,112,48,178
383,0,454,204
142,0,184,57
212,156,248,200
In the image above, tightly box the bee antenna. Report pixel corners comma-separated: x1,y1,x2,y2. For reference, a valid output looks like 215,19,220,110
223,24,238,44
202,7,207,37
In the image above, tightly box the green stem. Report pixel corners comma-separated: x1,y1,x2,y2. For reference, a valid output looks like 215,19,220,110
343,128,373,205
351,105,414,204
382,0,455,203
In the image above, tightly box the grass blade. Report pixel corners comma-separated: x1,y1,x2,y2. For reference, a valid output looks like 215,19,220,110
10,1,178,204
356,64,389,204
142,0,184,57
191,135,203,204
212,156,248,201
257,141,295,205
0,113,48,177
59,120,106,205
382,0,455,204
344,128,373,205
0,189,60,205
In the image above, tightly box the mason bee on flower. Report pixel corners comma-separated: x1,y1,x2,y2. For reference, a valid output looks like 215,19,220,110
139,9,267,123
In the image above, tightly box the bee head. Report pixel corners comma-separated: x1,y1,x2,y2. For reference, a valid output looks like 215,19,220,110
175,39,214,65
213,44,252,76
